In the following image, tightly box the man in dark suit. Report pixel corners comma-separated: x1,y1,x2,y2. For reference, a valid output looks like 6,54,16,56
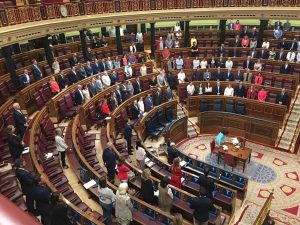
69,53,79,67
258,48,269,59
231,35,241,57
190,187,216,225
218,44,225,56
280,61,292,74
120,83,128,101
68,67,79,84
57,72,67,90
214,67,223,81
132,77,142,95
278,38,288,50
289,38,298,51
276,88,289,105
114,85,123,104
7,125,24,160
224,68,234,81
15,158,37,213
199,167,215,199
12,102,28,137
144,93,154,112
92,59,100,75
102,142,117,181
167,142,178,165
234,81,246,97
74,85,84,105
99,59,107,72
243,56,253,70
212,81,223,95
249,48,257,59
85,61,94,77
31,59,43,81
217,56,225,68
124,119,133,155
276,48,286,61
86,47,94,62
34,175,52,225
19,69,30,88
131,100,140,121
88,78,97,97
153,88,162,106
194,68,203,81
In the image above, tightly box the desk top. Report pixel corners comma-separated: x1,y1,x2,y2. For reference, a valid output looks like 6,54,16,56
219,142,251,161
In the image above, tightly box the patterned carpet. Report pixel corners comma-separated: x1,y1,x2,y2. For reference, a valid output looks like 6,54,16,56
177,135,300,222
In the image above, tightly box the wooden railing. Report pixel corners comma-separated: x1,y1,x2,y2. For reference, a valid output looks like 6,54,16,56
253,190,274,225
0,0,299,26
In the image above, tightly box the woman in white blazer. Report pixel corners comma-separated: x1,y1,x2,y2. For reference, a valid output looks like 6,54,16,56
55,128,69,169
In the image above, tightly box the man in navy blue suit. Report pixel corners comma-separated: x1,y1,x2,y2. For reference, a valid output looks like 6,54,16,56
92,59,100,74
31,59,43,81
214,67,223,81
144,93,154,112
74,85,85,105
224,68,234,81
124,119,133,155
12,102,28,137
114,85,123,104
102,142,118,181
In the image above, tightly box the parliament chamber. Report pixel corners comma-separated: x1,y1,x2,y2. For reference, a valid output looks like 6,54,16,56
0,0,300,225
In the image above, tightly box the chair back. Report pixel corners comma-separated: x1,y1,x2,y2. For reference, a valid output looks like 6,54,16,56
224,153,236,166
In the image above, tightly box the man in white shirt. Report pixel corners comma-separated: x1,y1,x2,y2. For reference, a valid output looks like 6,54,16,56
224,84,234,96
176,56,184,70
286,51,296,62
187,82,195,96
177,69,186,83
101,71,111,89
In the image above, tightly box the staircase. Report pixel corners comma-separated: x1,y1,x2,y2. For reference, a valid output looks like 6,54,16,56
277,86,300,153
177,104,198,138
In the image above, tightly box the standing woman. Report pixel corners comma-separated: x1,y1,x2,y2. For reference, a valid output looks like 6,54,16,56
52,57,60,74
171,213,183,225
98,177,115,225
117,157,130,183
55,128,69,169
115,183,133,225
158,176,173,213
170,158,182,189
135,140,146,169
50,192,73,225
7,125,24,160
140,168,157,205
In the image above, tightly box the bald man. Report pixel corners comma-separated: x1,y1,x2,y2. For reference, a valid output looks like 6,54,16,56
12,103,28,137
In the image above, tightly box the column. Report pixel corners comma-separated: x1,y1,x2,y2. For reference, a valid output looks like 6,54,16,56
59,33,66,44
115,26,123,55
12,43,21,54
258,20,269,48
150,22,155,58
2,46,20,88
79,30,88,61
180,21,185,31
101,27,107,37
42,36,54,67
141,23,146,34
184,21,190,47
219,19,226,44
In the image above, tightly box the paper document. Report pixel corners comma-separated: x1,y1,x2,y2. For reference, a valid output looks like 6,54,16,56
154,190,159,196
181,177,185,183
222,145,228,150
83,179,97,189
22,147,30,154
180,160,187,167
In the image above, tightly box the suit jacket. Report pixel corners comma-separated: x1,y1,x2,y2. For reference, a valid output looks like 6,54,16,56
153,92,162,106
289,42,298,51
243,72,253,83
92,63,100,74
85,65,93,77
12,109,26,136
198,175,215,199
249,51,257,59
280,64,292,74
35,184,51,214
132,80,142,95
214,71,223,81
258,50,269,59
7,133,24,159
99,62,106,72
224,72,234,81
243,60,253,70
78,68,87,80
144,96,153,112
20,73,30,87
276,52,286,61
131,105,140,120
88,83,96,97
278,41,288,50
194,71,203,81
115,89,123,104
86,52,94,62
68,71,79,84
167,60,175,72
234,85,246,97
74,89,84,105
31,64,42,81
15,168,35,195
219,47,225,56
276,92,289,105
124,123,132,139
69,56,79,67
212,85,223,95
57,75,67,89
190,197,215,222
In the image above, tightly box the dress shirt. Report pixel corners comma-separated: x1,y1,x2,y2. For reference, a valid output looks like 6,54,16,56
140,66,147,76
102,75,111,88
138,100,144,113
296,52,300,63
225,61,233,68
193,59,200,69
200,60,208,69
262,41,270,49
177,72,186,83
286,52,296,62
136,32,143,41
224,87,234,96
187,85,195,96
55,135,68,152
136,147,146,161
176,59,184,69
82,89,91,101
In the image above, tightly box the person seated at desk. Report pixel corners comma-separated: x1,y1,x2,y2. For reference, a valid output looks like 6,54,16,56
216,129,229,146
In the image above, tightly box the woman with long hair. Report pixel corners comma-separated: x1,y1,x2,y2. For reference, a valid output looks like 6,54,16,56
170,157,182,189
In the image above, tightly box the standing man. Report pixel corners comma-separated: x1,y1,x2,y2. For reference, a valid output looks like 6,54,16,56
31,59,43,81
102,142,118,182
190,187,216,225
167,142,178,165
12,102,28,137
124,119,133,155
199,167,215,199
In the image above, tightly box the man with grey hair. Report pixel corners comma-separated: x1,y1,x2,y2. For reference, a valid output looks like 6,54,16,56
12,102,28,137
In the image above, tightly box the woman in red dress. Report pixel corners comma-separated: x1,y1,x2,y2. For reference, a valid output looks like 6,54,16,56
170,157,182,189
100,99,111,117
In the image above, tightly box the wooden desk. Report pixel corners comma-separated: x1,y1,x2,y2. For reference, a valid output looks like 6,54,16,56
218,142,252,173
